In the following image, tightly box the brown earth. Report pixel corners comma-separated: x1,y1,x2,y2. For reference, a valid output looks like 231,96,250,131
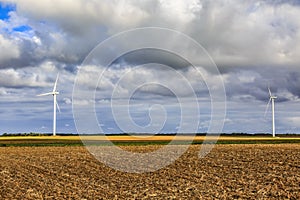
0,144,299,199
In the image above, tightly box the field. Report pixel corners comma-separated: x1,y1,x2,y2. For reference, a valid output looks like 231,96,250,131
1,135,300,146
0,143,299,199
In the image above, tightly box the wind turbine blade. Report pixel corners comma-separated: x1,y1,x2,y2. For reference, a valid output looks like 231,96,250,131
264,98,271,117
268,87,272,97
56,101,61,113
37,92,53,96
53,73,59,93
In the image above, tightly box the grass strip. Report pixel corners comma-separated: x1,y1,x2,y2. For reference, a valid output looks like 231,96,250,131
0,138,300,147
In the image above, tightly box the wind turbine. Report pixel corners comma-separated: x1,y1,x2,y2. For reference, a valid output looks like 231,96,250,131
37,74,60,136
264,87,277,137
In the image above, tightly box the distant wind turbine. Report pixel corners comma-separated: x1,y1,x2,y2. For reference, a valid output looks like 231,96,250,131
264,87,277,137
37,74,60,136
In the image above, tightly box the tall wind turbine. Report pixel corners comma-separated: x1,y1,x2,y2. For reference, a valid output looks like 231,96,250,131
264,87,277,137
37,74,60,136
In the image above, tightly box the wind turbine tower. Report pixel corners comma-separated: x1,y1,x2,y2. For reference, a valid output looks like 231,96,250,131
37,74,60,136
265,87,277,137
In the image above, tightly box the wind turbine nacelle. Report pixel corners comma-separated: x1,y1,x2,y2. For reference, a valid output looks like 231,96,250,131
53,92,59,95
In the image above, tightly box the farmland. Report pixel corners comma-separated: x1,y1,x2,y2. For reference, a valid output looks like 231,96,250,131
0,143,299,199
1,135,300,146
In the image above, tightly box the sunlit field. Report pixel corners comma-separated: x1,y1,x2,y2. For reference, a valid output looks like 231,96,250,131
1,135,300,141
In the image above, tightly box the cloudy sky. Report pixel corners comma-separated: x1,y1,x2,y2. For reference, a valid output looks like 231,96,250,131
1,0,300,134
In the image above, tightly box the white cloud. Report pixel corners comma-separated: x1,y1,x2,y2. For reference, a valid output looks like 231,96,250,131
0,34,20,63
5,0,149,34
63,98,72,105
158,0,202,24
0,68,38,88
0,88,8,95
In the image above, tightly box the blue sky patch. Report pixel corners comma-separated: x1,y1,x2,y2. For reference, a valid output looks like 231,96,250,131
0,2,16,20
13,25,32,32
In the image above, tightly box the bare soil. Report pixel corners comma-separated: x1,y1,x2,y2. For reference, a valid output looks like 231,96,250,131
0,144,299,199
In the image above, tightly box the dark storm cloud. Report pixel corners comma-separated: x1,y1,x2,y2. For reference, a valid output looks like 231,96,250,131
224,67,300,102
112,48,190,69
264,0,300,6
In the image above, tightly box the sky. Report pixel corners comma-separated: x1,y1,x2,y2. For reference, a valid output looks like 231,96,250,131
1,0,300,134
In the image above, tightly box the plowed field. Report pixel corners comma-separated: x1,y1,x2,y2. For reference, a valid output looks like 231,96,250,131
0,144,299,199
